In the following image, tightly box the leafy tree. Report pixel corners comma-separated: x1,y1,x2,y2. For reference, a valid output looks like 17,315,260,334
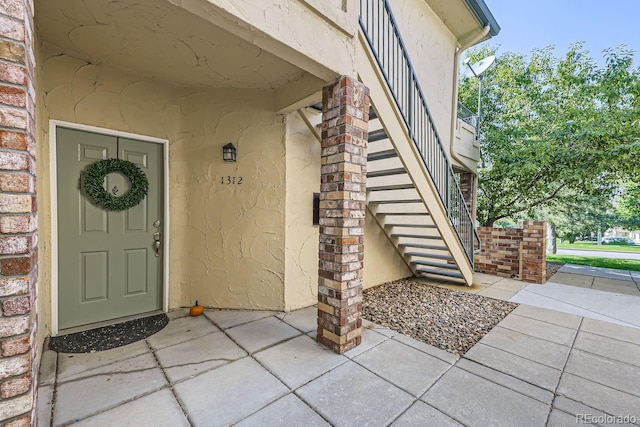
459,44,640,226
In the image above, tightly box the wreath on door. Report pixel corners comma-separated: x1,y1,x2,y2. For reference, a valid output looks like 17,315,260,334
83,159,149,211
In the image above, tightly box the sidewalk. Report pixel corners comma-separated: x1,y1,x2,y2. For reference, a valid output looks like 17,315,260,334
38,302,640,426
511,264,640,328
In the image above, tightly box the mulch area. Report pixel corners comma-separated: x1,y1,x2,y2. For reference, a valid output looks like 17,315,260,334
363,279,518,356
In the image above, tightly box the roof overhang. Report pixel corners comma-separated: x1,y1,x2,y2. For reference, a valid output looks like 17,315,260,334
424,0,500,44
464,0,501,38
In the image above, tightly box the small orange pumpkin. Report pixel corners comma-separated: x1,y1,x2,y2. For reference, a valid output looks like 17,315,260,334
189,300,204,317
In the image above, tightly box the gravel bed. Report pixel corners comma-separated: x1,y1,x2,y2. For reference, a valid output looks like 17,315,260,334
363,279,518,356
546,262,564,281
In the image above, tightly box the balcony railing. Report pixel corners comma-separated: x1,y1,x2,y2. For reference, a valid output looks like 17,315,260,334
359,0,477,264
457,101,477,128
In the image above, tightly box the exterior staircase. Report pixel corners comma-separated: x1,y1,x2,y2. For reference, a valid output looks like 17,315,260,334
357,0,479,285
366,112,465,280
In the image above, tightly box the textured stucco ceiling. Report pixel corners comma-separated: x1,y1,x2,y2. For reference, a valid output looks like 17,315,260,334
35,0,307,88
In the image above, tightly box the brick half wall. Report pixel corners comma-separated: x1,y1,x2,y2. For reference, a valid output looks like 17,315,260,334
475,221,547,284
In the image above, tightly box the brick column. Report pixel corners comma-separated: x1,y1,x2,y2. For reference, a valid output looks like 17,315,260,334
0,0,38,425
458,172,476,222
317,76,369,354
522,221,546,284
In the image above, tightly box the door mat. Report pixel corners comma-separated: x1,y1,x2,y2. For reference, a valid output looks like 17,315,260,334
49,314,169,353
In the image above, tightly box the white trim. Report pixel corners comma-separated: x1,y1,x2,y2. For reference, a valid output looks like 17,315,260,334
49,120,170,336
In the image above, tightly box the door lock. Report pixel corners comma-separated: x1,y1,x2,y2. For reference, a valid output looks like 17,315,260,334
153,231,161,257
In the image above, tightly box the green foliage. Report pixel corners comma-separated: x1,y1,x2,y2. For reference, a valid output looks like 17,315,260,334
460,44,640,226
84,159,149,211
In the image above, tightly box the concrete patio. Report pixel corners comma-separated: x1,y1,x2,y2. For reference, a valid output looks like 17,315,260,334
38,293,640,426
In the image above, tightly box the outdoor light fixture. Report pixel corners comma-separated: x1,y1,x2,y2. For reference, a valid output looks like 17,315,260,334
223,143,237,162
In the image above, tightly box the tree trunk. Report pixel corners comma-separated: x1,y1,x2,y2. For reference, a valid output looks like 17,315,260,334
548,223,557,254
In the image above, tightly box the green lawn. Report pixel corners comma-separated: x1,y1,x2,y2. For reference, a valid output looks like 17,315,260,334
556,240,640,253
547,254,640,272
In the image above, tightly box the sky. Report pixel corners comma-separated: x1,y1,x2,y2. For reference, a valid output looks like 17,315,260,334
475,0,640,66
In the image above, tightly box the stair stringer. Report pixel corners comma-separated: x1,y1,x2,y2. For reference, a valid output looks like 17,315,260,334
357,33,473,286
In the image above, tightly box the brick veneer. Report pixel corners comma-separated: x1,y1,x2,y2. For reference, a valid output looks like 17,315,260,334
317,76,370,354
475,221,547,284
0,0,38,425
458,172,476,221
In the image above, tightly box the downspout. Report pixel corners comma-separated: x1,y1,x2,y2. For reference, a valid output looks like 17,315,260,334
449,25,490,172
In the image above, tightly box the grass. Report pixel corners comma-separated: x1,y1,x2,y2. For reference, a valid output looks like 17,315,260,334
547,254,640,272
556,240,640,252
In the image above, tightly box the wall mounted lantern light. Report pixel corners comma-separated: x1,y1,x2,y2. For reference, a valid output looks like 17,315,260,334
223,143,237,162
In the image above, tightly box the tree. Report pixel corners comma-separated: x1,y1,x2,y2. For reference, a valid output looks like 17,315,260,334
459,44,640,226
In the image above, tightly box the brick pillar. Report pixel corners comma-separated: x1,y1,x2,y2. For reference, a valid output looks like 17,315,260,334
0,1,38,425
458,172,476,222
521,221,546,284
317,76,369,354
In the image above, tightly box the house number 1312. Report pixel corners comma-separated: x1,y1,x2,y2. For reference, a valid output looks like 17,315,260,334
221,176,243,185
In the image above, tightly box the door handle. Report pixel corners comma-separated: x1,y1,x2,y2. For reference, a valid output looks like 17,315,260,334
153,231,161,257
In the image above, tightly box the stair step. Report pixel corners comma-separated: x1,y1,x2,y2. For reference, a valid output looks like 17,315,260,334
391,233,441,240
404,252,452,261
367,149,397,161
367,168,407,178
375,211,429,216
411,259,458,270
415,268,463,279
367,183,415,191
398,243,448,251
368,199,423,205
385,223,436,229
368,129,388,142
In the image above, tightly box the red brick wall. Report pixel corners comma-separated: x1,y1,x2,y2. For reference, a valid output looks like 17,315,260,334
475,221,546,284
0,0,38,425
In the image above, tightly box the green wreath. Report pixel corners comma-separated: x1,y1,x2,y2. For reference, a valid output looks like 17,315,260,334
83,159,149,211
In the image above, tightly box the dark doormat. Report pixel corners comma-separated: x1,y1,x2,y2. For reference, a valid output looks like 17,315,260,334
49,313,169,353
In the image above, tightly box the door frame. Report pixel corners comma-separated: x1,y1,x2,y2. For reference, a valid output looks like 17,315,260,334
49,120,170,336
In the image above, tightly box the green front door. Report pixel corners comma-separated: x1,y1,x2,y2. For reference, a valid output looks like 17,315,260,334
56,127,164,330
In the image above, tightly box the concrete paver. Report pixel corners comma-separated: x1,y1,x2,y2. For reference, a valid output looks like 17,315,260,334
352,339,451,397
146,315,219,350
422,367,550,427
276,306,317,333
235,394,331,427
478,326,571,370
454,358,554,405
53,352,167,425
557,373,640,421
253,335,347,389
496,313,577,346
75,389,189,427
174,357,289,427
296,361,414,426
391,401,463,426
40,265,640,426
564,350,640,397
464,343,562,392
225,316,301,353
154,330,247,382
573,330,640,368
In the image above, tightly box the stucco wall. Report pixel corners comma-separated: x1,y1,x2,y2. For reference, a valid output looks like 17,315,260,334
36,43,290,337
363,210,413,288
284,111,320,310
390,0,457,147
173,89,286,310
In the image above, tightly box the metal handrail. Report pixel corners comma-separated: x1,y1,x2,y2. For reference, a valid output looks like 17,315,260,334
359,0,476,264
457,101,477,127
